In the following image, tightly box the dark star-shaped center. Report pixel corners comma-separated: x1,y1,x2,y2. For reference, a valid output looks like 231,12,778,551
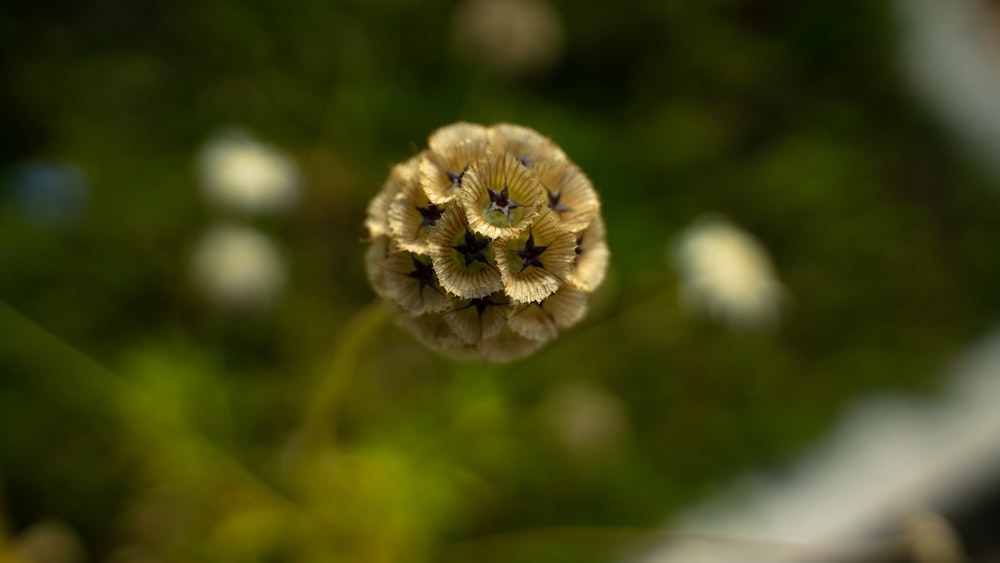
446,164,470,188
547,189,571,213
405,256,441,299
453,229,490,267
415,203,443,230
515,230,548,271
459,295,501,319
486,185,522,221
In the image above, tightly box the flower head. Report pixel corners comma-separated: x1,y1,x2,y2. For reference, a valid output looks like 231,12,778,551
494,208,577,304
364,123,608,362
566,214,609,292
191,222,287,312
197,128,300,215
387,156,442,253
672,216,785,330
419,122,490,204
451,0,566,77
461,152,544,239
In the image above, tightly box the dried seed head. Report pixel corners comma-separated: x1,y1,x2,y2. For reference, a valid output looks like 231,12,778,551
479,326,546,362
383,244,451,315
566,214,610,292
420,123,490,204
388,155,445,254
508,302,558,342
444,293,511,345
365,235,392,298
365,164,409,239
542,285,589,329
461,152,544,239
489,123,567,167
392,308,474,359
494,208,576,304
533,159,601,233
427,206,504,299
364,122,609,362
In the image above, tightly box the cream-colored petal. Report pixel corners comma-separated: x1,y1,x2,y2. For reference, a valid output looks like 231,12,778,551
489,123,566,167
508,301,557,342
567,215,609,292
477,326,546,363
534,159,601,233
388,166,447,254
367,157,419,238
427,206,504,299
364,189,391,239
421,123,490,204
392,307,474,358
542,285,589,329
443,294,511,344
383,245,451,315
428,122,490,153
495,208,576,303
461,152,544,239
365,236,391,298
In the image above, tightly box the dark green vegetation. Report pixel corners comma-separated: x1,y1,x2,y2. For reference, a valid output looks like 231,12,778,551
3,0,1000,561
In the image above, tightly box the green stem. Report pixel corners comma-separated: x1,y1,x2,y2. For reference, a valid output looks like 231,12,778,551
298,301,390,449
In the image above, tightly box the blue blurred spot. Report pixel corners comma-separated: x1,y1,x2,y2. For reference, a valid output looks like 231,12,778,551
3,160,89,226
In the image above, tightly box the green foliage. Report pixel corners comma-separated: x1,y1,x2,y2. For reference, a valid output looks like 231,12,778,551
3,0,1000,561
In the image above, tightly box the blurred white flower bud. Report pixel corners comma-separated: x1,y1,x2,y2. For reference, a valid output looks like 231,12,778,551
190,222,287,312
672,216,785,330
452,0,566,76
197,129,301,215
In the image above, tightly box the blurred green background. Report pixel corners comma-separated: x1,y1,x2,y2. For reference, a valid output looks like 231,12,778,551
3,0,1000,561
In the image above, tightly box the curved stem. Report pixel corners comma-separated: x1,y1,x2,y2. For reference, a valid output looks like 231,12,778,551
297,301,390,449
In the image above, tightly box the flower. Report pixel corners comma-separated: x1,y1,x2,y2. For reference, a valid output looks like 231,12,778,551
364,123,608,362
567,214,609,292
427,206,505,300
190,222,287,311
197,128,301,215
533,158,600,233
451,0,566,77
489,123,567,167
387,156,441,254
494,208,577,304
460,152,544,240
418,122,490,204
672,216,785,329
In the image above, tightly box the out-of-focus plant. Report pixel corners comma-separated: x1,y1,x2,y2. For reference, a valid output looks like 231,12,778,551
451,0,566,77
197,129,301,216
189,222,288,312
671,216,786,330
